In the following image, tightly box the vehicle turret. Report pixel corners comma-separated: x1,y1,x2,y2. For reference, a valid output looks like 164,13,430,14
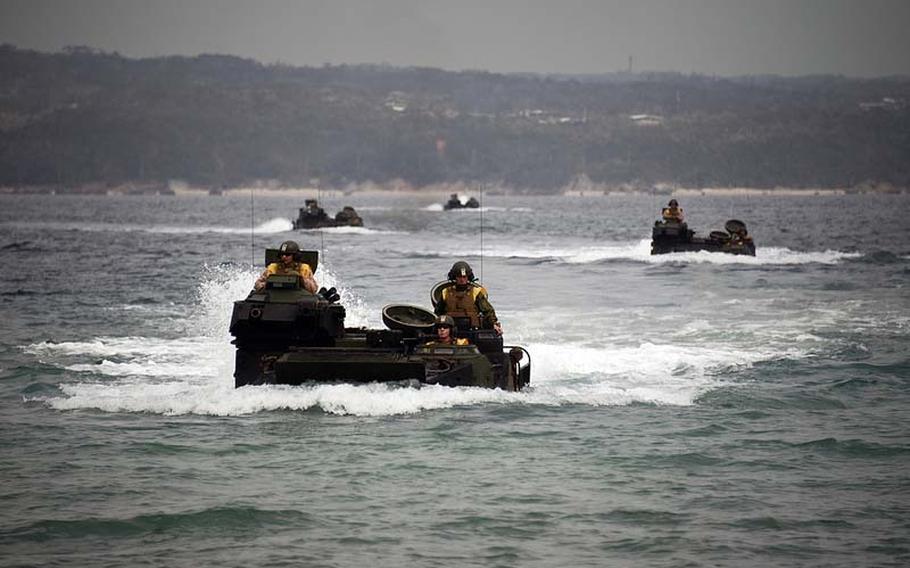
230,249,345,349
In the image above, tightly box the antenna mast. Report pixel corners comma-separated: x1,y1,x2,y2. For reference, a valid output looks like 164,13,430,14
317,184,325,266
250,186,255,268
479,182,484,283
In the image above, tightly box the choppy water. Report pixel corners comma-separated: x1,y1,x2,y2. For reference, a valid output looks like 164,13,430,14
1,192,908,567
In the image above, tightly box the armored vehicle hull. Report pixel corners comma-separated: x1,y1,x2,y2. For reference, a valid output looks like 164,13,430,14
443,195,479,210
230,251,529,390
651,219,756,256
293,201,363,229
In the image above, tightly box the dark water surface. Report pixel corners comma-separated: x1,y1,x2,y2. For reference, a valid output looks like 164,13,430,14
1,192,908,567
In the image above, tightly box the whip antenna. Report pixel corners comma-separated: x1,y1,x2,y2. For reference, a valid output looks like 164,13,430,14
250,186,255,269
317,185,325,266
479,182,484,283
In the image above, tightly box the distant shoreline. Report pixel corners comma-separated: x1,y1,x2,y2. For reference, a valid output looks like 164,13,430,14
1,183,906,197
565,187,860,197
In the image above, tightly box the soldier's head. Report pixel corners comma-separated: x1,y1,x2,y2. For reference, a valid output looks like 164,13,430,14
435,315,455,342
278,240,300,263
668,199,679,208
448,261,474,284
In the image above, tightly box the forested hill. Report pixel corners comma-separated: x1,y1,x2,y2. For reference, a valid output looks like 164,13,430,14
1,45,908,193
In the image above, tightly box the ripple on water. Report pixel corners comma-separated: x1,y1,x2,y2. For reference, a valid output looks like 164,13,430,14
0,507,319,542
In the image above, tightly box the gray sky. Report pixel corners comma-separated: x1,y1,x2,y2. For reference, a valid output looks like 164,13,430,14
1,0,909,77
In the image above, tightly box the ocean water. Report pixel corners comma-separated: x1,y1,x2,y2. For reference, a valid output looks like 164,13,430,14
1,192,908,567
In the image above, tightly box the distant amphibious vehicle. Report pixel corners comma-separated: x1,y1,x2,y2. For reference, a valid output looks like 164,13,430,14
651,219,756,256
443,193,480,210
229,249,530,390
292,199,363,229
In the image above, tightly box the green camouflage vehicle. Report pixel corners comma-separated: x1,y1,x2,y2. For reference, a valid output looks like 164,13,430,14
229,249,530,390
651,218,756,256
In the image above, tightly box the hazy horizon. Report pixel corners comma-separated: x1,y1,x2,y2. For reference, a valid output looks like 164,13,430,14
2,0,909,78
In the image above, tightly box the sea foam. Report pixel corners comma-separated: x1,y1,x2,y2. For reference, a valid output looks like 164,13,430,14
392,239,862,265
24,264,811,416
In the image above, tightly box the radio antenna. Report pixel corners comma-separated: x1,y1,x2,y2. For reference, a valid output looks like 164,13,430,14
479,182,484,283
320,227,325,267
250,186,255,269
317,185,325,265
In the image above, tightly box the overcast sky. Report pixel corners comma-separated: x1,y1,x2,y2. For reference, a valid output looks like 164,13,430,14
1,0,908,77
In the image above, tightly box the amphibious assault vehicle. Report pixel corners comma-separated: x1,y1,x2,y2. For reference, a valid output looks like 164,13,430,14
443,193,480,210
651,219,756,256
292,200,363,229
229,249,530,390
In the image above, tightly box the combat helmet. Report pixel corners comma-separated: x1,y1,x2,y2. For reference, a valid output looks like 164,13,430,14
435,315,455,328
448,260,475,281
279,240,300,254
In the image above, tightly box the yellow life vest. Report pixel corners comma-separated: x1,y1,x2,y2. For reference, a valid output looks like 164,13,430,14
267,261,312,278
661,207,684,221
441,284,485,328
424,337,470,347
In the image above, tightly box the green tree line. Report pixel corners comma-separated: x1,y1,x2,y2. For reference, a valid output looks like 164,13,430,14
1,45,908,191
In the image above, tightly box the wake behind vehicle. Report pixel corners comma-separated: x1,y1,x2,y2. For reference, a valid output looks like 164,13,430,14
651,218,756,256
229,249,530,390
292,199,363,229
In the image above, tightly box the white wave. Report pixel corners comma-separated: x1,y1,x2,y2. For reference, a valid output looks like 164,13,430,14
295,226,406,235
642,245,862,265
65,359,220,378
27,259,815,417
30,324,792,417
254,217,295,234
395,241,647,264
522,339,788,406
348,206,391,211
399,239,861,265
7,218,296,235
313,265,376,328
34,333,787,415
26,336,211,359
454,206,496,212
149,217,293,235
479,241,647,264
44,378,523,416
422,204,495,213
192,264,262,337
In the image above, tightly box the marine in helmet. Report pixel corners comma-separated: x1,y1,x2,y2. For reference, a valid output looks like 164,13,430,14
254,240,318,293
425,315,469,346
434,261,503,335
661,199,685,223
306,199,323,214
725,220,753,249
